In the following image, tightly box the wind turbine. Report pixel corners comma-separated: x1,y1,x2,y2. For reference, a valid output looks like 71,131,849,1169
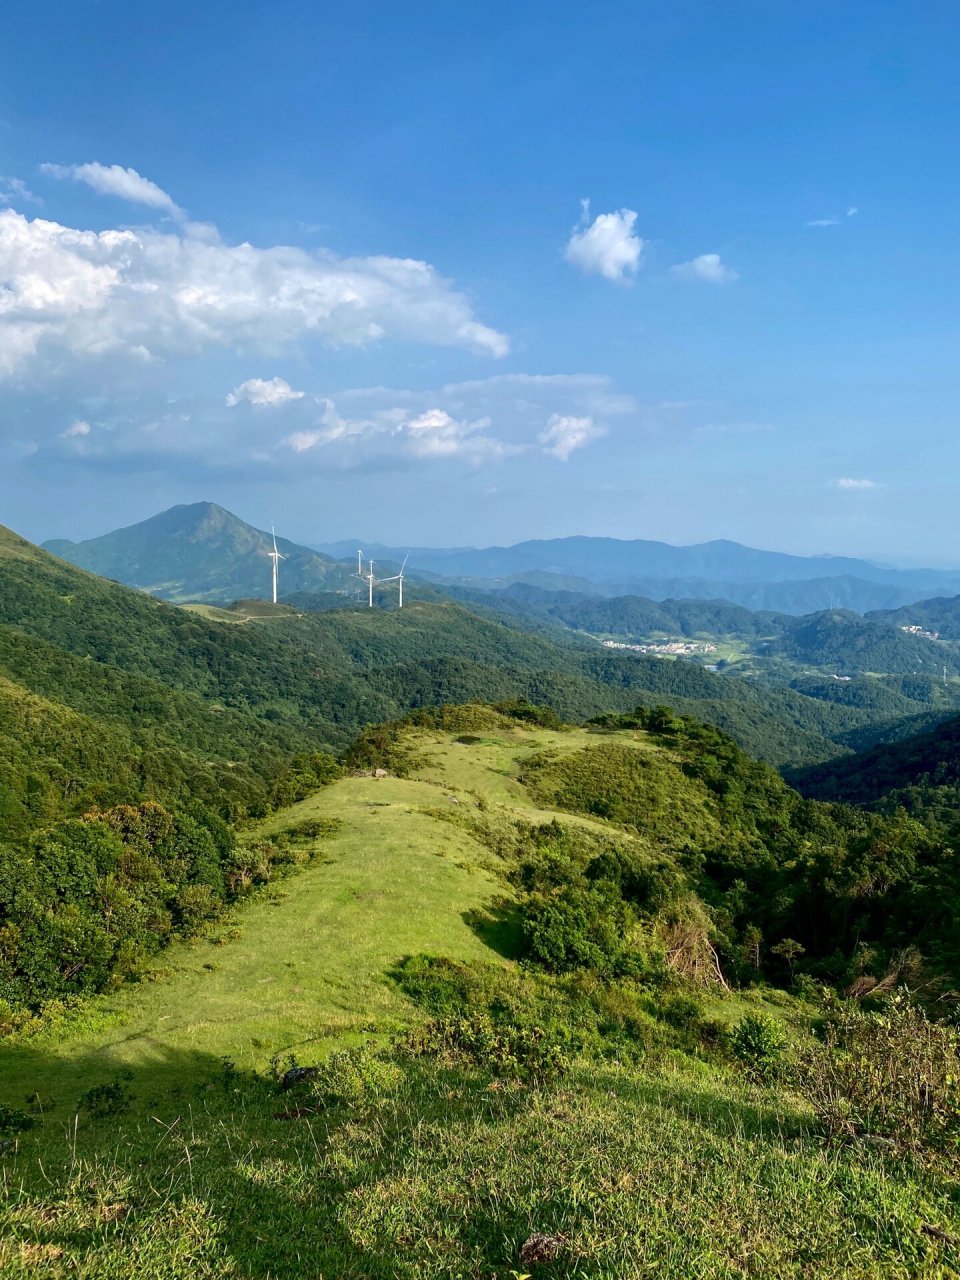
380,553,410,608
366,559,376,607
353,549,376,607
268,526,285,605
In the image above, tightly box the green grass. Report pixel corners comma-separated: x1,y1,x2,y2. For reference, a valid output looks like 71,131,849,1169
0,723,625,1108
0,769,508,1107
4,722,960,1278
2,1050,959,1278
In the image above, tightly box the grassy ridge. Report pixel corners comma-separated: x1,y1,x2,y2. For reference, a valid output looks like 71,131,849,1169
3,720,960,1277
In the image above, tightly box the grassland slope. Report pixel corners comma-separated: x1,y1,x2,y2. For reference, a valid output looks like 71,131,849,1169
2,712,959,1278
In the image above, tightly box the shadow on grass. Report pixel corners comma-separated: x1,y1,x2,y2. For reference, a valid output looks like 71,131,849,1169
1,1041,416,1279
1,1037,569,1279
462,897,525,960
4,1035,955,1279
585,1058,812,1143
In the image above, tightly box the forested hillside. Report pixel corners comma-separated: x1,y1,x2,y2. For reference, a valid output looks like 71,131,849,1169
792,710,960,824
2,522,935,788
759,608,958,675
870,594,960,640
456,581,784,639
462,587,960,728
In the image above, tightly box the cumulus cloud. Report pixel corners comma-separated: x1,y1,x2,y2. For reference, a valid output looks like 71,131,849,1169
41,162,182,218
0,207,509,380
283,402,508,464
25,371,626,480
564,201,643,282
226,377,305,408
538,413,605,460
671,253,738,284
832,477,879,491
405,408,505,460
60,419,91,438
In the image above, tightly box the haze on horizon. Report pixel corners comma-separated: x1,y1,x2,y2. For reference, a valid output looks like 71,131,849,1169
1,1,958,564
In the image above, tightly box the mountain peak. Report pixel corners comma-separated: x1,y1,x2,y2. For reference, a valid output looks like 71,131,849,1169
42,503,344,604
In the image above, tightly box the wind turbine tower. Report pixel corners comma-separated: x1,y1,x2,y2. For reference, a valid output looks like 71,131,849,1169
380,553,410,608
355,550,378,604
268,526,285,605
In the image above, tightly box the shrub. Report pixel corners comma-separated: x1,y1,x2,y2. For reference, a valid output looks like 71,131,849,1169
655,992,703,1030
391,954,486,1017
493,700,563,730
0,1104,34,1133
79,1073,133,1119
173,883,220,934
730,1013,788,1082
401,1014,569,1086
796,993,960,1149
308,1048,402,1109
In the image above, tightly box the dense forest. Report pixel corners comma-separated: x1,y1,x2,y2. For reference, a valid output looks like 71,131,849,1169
454,582,785,640
758,609,958,675
870,594,960,640
793,709,960,828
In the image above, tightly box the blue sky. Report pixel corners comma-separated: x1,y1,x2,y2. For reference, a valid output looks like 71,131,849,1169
1,0,959,561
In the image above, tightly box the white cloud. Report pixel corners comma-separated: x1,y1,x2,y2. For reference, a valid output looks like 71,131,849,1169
24,370,629,478
404,408,501,460
41,162,182,218
564,201,643,282
60,419,91,438
226,376,305,408
671,253,738,284
0,176,39,207
434,372,635,420
807,207,858,228
283,402,508,464
832,477,879,491
0,208,509,380
538,413,605,460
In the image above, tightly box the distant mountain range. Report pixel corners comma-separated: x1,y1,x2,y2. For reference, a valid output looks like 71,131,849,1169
318,535,960,614
45,502,960,616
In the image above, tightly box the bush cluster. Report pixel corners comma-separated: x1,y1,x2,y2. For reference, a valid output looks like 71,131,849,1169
797,994,960,1149
400,1013,569,1085
0,801,340,1017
